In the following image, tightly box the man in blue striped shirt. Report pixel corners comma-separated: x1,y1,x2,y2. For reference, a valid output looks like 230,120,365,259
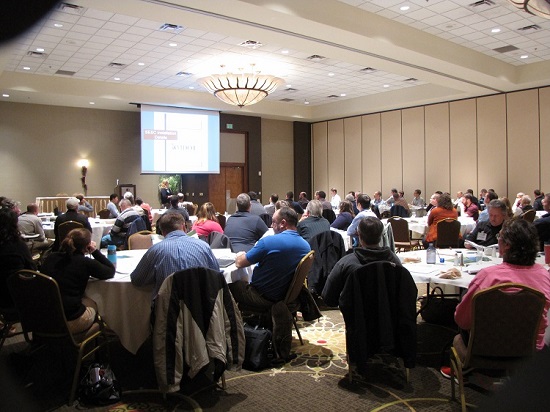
130,213,219,302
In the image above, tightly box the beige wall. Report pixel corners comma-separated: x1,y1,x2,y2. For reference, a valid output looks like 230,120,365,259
312,86,550,200
0,102,169,207
260,118,294,205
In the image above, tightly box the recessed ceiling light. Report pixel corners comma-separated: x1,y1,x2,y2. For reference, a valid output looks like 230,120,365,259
138,62,145,66
281,50,289,54
340,93,346,97
328,72,335,77
520,54,529,59
400,6,410,11
36,47,45,52
383,84,390,88
23,66,30,70
286,84,292,88
491,28,501,33
189,86,194,89
169,43,177,47
89,102,95,105
54,23,63,28
304,100,309,105
114,77,120,81
2,94,9,98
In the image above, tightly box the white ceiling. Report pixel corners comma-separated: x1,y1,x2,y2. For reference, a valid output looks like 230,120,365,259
0,0,549,122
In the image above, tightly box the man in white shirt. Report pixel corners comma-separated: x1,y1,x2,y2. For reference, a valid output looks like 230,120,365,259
330,188,341,211
264,193,278,217
107,193,119,218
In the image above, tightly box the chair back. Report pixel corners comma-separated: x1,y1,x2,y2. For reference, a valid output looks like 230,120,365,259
322,209,336,224
128,230,154,250
8,270,76,344
307,231,346,294
390,205,409,217
436,218,461,248
98,208,111,219
464,282,545,369
57,221,84,245
208,231,233,250
259,213,272,227
388,217,411,243
521,209,536,223
284,250,315,305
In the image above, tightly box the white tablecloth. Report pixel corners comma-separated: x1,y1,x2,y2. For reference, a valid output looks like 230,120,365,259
85,248,251,354
42,218,114,246
383,216,476,239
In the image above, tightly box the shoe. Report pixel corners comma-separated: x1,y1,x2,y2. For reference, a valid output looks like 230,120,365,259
440,366,473,384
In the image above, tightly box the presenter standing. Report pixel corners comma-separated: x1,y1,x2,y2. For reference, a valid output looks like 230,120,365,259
159,179,172,208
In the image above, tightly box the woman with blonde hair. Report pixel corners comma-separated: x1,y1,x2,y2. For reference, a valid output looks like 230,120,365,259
159,179,172,208
192,202,223,237
41,228,114,336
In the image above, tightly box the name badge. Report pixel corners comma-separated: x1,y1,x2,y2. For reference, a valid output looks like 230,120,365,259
477,232,487,241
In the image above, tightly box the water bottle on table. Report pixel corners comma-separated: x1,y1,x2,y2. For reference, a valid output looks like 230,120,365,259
426,243,436,264
107,244,117,267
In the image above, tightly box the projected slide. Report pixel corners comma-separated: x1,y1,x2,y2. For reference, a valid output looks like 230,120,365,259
141,105,220,174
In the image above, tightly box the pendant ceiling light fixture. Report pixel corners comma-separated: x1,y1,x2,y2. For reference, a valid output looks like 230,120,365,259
199,64,284,107
508,0,550,19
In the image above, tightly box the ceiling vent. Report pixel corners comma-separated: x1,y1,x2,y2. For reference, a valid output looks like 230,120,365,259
108,62,127,68
518,24,541,31
285,87,297,92
26,51,47,58
55,69,76,76
468,0,495,7
159,23,183,32
58,2,86,15
360,67,376,73
280,98,294,102
493,45,519,53
176,71,192,77
404,78,418,82
239,40,263,49
327,94,339,98
307,54,326,61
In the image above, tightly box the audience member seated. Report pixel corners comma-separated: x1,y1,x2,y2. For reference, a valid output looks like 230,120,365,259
0,198,36,312
131,213,219,302
465,199,508,248
165,195,190,224
391,192,410,214
285,191,305,215
426,191,442,214
346,194,378,243
345,193,359,216
17,203,54,252
330,200,354,231
75,194,93,214
315,190,332,211
224,193,269,252
230,207,311,360
136,197,152,223
41,228,114,336
511,192,524,215
192,202,224,237
441,219,550,380
297,200,331,242
53,197,92,251
248,191,265,216
462,193,479,221
533,189,544,211
385,188,398,206
264,193,278,217
106,193,120,218
298,192,309,210
465,188,479,207
534,193,550,252
424,193,458,247
372,191,385,209
513,195,534,217
101,199,140,248
477,190,498,223
411,189,426,208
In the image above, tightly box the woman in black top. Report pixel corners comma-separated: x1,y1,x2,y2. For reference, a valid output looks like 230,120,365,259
159,179,172,208
41,228,115,335
330,200,355,230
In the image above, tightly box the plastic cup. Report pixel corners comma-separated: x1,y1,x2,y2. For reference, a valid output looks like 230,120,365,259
545,244,550,265
476,250,483,262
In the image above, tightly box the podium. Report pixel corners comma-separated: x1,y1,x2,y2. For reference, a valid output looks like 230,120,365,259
114,184,136,200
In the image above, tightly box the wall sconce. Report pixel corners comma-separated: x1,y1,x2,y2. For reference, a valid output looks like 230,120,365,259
77,159,89,196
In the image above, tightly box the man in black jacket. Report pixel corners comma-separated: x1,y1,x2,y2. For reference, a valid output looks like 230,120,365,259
52,197,92,251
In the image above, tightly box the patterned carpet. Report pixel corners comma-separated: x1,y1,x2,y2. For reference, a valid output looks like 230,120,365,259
3,310,495,411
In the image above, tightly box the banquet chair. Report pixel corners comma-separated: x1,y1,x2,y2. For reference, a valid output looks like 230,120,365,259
388,217,420,252
8,270,111,405
97,208,111,219
436,218,461,248
238,251,316,347
390,205,409,218
259,213,272,227
57,221,84,245
216,213,226,230
152,267,244,394
322,208,336,224
521,209,536,223
340,261,417,384
207,231,233,250
0,307,22,352
308,231,345,297
128,230,154,250
450,283,545,412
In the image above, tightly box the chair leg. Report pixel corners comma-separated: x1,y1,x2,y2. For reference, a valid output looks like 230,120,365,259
450,347,467,412
221,372,227,390
292,316,303,345
405,367,410,384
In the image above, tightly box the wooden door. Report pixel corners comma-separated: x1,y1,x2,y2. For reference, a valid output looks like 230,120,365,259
208,164,245,214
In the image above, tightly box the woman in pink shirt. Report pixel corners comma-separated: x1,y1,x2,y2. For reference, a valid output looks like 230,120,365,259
192,202,224,237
